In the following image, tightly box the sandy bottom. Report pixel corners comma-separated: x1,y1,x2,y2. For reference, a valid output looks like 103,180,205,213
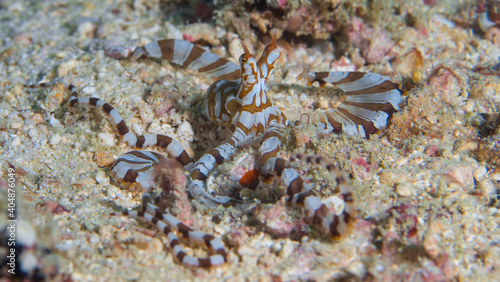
0,0,499,281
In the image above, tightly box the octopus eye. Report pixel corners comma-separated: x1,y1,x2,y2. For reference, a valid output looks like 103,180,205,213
241,58,247,64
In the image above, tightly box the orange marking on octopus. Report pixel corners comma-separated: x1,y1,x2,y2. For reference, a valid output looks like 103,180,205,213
239,169,261,186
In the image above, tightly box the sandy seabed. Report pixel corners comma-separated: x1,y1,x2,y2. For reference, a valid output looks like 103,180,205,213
0,0,499,281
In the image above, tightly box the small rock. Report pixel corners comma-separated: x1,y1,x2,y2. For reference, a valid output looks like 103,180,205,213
424,115,437,124
49,115,62,127
396,182,413,197
473,166,487,182
8,2,25,12
82,86,96,95
280,239,295,258
95,170,109,184
238,245,258,256
227,33,244,60
445,166,474,187
89,233,100,244
94,152,115,167
57,59,78,77
98,132,116,146
395,157,409,167
208,130,217,141
379,171,395,186
76,21,95,40
177,120,194,142
491,170,500,181
134,233,163,253
81,177,97,186
477,180,497,197
54,51,67,59
27,127,38,138
10,135,21,147
30,113,44,124
43,83,65,112
10,118,23,129
50,134,60,145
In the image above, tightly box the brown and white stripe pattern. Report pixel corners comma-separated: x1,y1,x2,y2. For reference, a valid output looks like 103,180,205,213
109,150,169,191
259,119,288,164
300,69,403,137
261,154,355,237
107,39,241,81
68,83,230,267
66,31,405,267
204,79,240,126
68,84,193,193
113,202,227,268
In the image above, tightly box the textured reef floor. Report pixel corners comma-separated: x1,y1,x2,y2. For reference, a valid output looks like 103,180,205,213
1,0,499,281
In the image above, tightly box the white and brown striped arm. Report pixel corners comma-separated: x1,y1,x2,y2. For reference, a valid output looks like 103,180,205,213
259,119,288,165
189,125,250,205
68,85,192,191
68,85,191,165
256,31,281,81
300,69,403,137
106,39,241,81
261,154,355,237
112,202,227,268
109,150,174,191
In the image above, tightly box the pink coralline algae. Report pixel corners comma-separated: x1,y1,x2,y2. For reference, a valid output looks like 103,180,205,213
277,0,287,9
351,157,378,181
347,17,395,64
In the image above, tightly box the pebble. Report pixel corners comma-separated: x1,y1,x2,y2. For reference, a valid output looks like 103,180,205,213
31,113,44,124
98,132,116,146
10,135,21,147
347,261,367,279
395,157,409,167
106,187,118,198
423,232,442,258
424,114,437,124
7,113,23,129
95,170,109,184
177,120,194,142
89,233,100,244
9,118,23,129
280,239,295,258
18,220,36,246
238,245,258,256
55,240,77,252
27,127,38,138
491,171,500,181
7,2,24,12
94,151,115,167
82,86,96,95
473,166,487,182
379,171,396,186
58,59,78,77
49,133,61,145
396,182,413,197
208,130,217,141
39,137,48,147
213,225,229,235
228,33,244,60
54,51,67,59
49,115,62,127
477,180,496,197
76,21,95,40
